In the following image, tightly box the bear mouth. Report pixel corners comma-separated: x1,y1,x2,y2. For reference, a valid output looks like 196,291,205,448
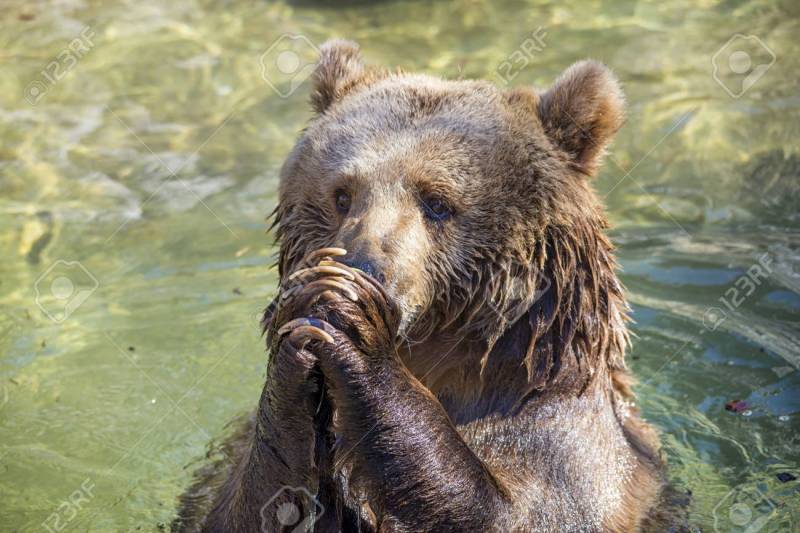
396,301,423,340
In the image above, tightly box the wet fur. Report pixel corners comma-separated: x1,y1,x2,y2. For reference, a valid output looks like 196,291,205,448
174,40,688,532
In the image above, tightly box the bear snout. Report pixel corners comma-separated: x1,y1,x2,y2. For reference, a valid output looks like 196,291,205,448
339,254,386,285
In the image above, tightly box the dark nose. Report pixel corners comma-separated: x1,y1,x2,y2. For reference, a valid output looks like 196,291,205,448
340,256,385,285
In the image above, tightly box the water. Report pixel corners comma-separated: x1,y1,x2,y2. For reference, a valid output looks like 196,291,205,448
1,0,798,531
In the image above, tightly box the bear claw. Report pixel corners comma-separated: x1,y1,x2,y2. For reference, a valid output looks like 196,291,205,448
289,265,356,282
305,278,359,301
301,247,348,268
279,318,336,344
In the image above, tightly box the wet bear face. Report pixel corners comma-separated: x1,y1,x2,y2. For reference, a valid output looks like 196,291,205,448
276,41,624,340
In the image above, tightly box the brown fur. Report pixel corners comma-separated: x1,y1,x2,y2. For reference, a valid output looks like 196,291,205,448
174,40,688,532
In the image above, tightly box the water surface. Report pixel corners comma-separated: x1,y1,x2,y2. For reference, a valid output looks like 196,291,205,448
1,0,798,531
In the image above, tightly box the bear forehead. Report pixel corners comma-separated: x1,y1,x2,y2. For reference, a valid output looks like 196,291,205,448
313,75,509,141
300,75,534,187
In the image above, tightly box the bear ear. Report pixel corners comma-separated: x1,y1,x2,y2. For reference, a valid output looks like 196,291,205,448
538,60,625,176
310,39,368,113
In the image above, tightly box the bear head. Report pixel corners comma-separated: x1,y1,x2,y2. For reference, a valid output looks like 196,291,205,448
273,40,628,391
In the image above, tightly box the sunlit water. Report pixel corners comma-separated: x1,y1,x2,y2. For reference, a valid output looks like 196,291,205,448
1,0,798,531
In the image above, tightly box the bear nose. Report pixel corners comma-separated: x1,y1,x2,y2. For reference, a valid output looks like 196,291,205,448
340,256,386,285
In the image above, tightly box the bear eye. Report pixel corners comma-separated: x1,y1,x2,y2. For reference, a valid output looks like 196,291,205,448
335,189,351,213
421,196,452,222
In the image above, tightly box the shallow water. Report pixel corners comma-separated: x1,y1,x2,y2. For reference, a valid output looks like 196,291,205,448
0,0,798,531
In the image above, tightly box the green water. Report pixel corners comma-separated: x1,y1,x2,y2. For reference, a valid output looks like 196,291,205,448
1,0,798,531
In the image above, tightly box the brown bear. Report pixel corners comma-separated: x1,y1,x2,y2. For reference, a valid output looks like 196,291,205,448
174,40,685,532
